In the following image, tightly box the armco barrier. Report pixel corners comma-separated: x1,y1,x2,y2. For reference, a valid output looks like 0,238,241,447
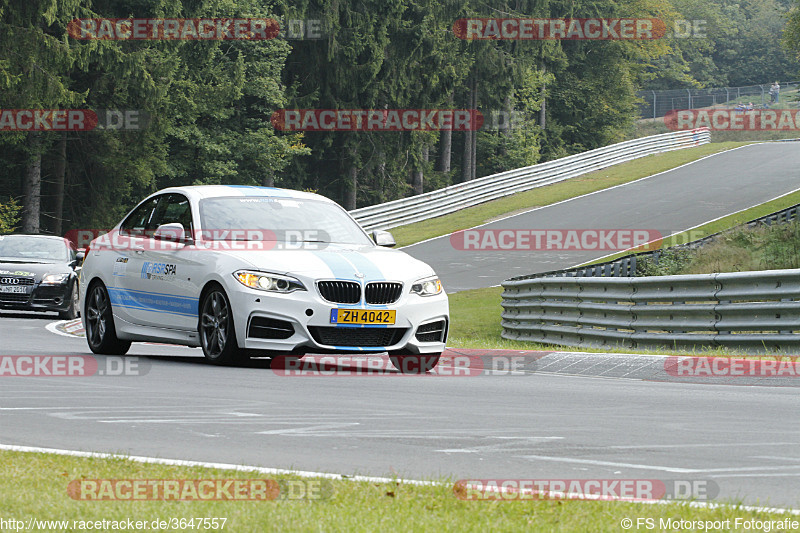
501,269,800,353
350,128,710,231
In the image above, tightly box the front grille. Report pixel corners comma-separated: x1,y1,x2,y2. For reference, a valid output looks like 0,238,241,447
0,277,35,286
365,282,403,304
0,277,35,303
248,317,295,339
317,281,361,304
416,320,447,343
309,326,407,347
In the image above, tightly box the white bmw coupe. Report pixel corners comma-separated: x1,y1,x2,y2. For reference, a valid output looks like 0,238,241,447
80,186,448,372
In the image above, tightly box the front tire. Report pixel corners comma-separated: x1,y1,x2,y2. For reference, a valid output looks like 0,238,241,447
389,353,441,374
59,280,80,320
199,286,247,365
85,282,131,355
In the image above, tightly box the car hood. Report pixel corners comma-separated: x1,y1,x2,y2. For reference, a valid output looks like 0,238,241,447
213,243,437,283
0,261,71,282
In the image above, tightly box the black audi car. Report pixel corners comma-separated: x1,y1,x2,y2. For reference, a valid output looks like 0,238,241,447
0,234,83,319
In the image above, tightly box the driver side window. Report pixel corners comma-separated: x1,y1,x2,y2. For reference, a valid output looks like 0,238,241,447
119,197,162,237
151,194,194,239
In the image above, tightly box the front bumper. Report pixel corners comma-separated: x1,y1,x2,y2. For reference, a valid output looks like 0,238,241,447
0,283,74,313
227,282,449,355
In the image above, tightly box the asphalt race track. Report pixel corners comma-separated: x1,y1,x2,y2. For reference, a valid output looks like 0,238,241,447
2,314,800,509
405,142,800,292
3,143,800,511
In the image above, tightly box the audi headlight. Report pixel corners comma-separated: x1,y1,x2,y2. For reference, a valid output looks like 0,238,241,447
42,273,70,285
235,271,305,293
410,277,442,297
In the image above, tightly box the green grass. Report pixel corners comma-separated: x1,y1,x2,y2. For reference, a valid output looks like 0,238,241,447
636,221,800,277
2,450,793,532
393,142,750,247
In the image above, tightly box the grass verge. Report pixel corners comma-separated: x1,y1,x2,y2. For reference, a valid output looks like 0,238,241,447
1,449,793,532
393,142,751,247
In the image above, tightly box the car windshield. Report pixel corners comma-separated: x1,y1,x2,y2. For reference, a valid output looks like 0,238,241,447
198,197,373,246
0,235,69,263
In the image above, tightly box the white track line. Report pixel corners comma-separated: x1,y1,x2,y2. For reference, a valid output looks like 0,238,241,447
1,443,798,514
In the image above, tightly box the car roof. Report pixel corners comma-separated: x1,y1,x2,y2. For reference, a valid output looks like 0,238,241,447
157,185,336,204
6,234,70,241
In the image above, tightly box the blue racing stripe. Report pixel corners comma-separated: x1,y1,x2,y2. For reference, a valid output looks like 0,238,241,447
338,251,385,282
108,287,198,316
311,250,358,281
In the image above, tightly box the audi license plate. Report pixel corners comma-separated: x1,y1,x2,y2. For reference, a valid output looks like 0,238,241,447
0,286,28,294
331,309,396,325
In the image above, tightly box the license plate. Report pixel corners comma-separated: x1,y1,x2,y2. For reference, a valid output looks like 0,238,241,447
331,309,396,325
0,286,28,294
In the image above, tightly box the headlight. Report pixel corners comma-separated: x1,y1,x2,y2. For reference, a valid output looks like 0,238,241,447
234,271,305,293
410,277,442,297
42,273,70,285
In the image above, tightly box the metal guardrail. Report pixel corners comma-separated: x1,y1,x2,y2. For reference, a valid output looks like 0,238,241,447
528,203,800,279
351,128,711,231
501,269,800,353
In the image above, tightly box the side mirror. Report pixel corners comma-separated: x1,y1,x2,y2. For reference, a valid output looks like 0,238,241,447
153,223,192,244
372,230,396,248
76,251,85,263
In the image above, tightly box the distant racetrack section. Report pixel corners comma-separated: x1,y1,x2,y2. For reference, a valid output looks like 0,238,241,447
405,142,800,292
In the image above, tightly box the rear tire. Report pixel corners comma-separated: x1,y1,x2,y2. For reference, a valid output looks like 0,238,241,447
199,285,247,365
85,282,131,355
389,353,441,374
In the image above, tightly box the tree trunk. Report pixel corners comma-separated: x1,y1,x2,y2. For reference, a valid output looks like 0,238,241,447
343,140,358,209
436,128,452,173
345,164,357,209
461,76,476,182
436,94,453,173
22,133,42,234
262,173,275,187
461,130,472,183
52,133,67,235
539,63,546,129
411,144,428,195
469,76,478,180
